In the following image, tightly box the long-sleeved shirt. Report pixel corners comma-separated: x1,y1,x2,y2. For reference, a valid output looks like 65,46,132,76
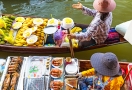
75,6,113,44
81,68,124,90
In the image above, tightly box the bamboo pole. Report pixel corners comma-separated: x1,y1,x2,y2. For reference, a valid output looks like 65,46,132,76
121,67,132,90
67,28,75,58
124,67,132,81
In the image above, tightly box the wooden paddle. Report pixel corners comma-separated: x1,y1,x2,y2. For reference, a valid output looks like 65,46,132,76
121,67,132,90
124,67,132,81
67,28,75,58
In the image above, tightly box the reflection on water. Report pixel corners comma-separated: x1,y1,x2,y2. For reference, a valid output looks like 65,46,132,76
29,0,45,5
0,1,5,11
0,0,131,26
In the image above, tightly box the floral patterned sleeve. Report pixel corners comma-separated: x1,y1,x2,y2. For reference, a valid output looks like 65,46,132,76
75,18,103,42
81,68,95,77
82,6,97,17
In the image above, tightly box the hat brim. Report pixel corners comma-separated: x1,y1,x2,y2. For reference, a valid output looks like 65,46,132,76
90,53,121,76
93,0,116,12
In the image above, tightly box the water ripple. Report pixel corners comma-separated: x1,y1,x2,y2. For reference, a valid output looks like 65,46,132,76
0,0,132,26
0,1,5,11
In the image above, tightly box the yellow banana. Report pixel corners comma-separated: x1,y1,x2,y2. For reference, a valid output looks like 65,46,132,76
70,27,82,33
14,43,23,46
65,36,69,42
4,36,15,44
0,18,6,29
0,29,6,36
76,27,82,32
9,30,14,37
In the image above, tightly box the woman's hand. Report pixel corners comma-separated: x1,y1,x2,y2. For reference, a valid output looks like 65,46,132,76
67,34,76,39
72,2,83,10
77,73,82,78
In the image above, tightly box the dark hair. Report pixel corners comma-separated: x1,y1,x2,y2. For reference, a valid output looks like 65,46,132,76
100,12,109,21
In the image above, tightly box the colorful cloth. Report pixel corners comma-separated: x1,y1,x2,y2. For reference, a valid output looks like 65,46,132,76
81,68,124,90
79,76,113,90
75,6,112,44
105,28,120,44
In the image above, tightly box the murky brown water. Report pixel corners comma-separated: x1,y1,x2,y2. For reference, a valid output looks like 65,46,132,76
0,0,132,62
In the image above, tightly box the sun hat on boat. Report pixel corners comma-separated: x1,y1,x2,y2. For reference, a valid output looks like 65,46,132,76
93,0,116,12
90,52,122,76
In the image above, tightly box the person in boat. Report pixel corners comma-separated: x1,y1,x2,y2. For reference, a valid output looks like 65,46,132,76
78,52,124,90
68,0,116,48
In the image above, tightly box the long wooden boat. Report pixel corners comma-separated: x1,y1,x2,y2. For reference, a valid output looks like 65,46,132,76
79,60,132,90
0,14,128,54
0,33,127,54
0,56,132,90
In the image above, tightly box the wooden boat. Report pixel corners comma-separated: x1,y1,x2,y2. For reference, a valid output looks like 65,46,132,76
0,56,131,90
0,35,127,54
0,14,128,54
79,60,132,90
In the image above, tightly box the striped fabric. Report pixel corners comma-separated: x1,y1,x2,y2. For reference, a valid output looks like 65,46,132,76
75,6,113,44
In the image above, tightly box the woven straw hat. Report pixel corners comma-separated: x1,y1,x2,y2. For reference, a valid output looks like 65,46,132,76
93,0,116,12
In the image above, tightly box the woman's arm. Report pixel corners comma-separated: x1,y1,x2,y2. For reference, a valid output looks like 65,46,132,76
82,6,97,17
75,18,103,41
72,2,97,17
81,68,95,77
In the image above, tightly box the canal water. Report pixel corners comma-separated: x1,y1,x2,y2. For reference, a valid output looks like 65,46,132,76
0,0,132,62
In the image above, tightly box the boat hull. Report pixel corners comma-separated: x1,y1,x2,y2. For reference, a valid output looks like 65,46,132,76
0,14,127,54
79,60,132,90
0,41,127,54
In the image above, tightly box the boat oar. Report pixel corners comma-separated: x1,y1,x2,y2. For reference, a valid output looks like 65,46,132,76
121,67,132,89
124,67,132,81
67,28,75,58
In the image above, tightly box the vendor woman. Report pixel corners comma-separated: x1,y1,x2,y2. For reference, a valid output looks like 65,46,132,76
68,0,116,48
78,52,124,90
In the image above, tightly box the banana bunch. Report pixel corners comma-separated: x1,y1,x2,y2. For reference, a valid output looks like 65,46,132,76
64,36,78,48
72,39,78,48
70,27,82,34
4,30,15,44
0,18,6,29
2,15,16,30
0,29,15,45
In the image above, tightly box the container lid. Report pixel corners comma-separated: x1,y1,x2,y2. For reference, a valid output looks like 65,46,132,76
65,64,78,75
33,18,44,25
12,22,22,29
26,35,38,45
61,17,74,29
23,28,32,38
44,26,57,34
47,18,58,26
